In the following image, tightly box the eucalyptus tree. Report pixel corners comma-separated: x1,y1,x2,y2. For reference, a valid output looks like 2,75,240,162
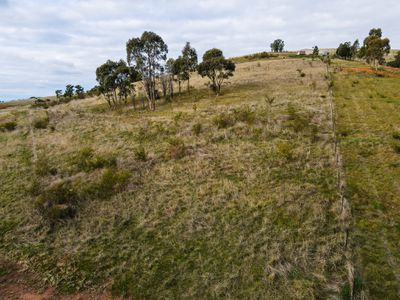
75,85,85,99
126,31,168,110
270,39,285,52
96,59,138,108
197,48,236,95
181,42,198,92
359,28,390,68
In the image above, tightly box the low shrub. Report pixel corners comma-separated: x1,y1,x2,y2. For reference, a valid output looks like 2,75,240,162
33,116,49,129
0,121,17,132
168,138,186,159
134,145,147,161
213,113,235,129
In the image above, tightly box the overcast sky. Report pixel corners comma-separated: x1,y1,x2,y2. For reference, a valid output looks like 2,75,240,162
0,0,399,100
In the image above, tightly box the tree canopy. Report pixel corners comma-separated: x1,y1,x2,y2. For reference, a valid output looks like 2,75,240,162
359,28,390,67
197,48,235,94
126,31,168,110
96,59,139,108
270,39,285,52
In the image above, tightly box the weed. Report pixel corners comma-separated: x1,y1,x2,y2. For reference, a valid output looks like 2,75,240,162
233,107,256,124
275,141,295,161
392,142,400,154
286,105,311,132
33,116,49,129
85,168,130,199
71,147,117,172
392,132,400,140
213,113,235,129
35,154,57,176
0,266,10,277
192,123,202,136
34,180,79,223
168,138,186,159
134,145,147,161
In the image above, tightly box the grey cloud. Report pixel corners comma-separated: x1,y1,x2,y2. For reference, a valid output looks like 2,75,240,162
0,0,399,100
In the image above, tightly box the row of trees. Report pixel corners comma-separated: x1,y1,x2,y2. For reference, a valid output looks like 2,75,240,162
336,28,391,68
96,31,236,110
55,84,85,100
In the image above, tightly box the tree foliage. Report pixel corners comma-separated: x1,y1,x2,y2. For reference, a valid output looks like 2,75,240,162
312,46,319,57
64,84,74,98
197,48,236,94
96,59,139,108
359,28,391,67
126,31,168,110
181,42,198,92
75,85,85,99
336,42,352,60
388,51,400,68
270,39,285,52
55,90,63,99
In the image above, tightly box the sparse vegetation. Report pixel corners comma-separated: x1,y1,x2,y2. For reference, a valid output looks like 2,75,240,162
0,121,17,132
4,52,398,298
33,116,49,129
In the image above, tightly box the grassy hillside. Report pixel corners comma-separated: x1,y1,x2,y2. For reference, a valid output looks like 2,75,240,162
1,59,349,298
332,61,400,299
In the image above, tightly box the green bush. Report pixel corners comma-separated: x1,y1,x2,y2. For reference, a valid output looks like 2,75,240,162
213,113,235,129
134,145,147,161
0,121,17,132
33,116,49,129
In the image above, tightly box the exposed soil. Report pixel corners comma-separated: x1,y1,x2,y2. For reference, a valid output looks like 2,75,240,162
0,257,116,300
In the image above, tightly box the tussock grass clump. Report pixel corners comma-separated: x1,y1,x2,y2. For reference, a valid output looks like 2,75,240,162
285,105,312,133
275,141,296,161
33,116,50,129
192,123,202,136
0,121,17,132
85,168,130,199
392,131,400,140
233,106,256,124
213,113,235,129
35,154,57,176
134,145,147,161
392,142,400,154
34,180,79,223
167,138,186,159
71,147,117,172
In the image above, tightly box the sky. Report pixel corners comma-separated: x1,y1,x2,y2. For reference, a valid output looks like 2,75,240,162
0,0,399,101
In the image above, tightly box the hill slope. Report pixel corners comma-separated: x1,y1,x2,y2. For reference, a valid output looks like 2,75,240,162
0,59,349,298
